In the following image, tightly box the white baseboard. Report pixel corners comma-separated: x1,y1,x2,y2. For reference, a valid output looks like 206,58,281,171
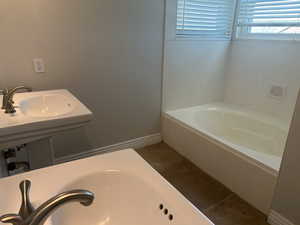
54,133,162,164
268,210,295,225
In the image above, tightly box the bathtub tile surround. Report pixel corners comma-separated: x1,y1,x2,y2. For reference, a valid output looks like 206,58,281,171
163,41,229,111
163,2,300,124
137,142,270,225
224,40,300,123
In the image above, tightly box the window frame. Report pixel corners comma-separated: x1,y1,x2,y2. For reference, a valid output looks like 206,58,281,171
174,0,238,41
172,0,300,41
234,0,300,41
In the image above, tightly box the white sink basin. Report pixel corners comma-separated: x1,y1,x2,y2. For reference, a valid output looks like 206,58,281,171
52,172,167,225
20,94,75,118
0,117,11,127
0,89,92,149
0,150,214,225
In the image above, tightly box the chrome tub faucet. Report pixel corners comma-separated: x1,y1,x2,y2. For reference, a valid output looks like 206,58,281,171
0,180,94,225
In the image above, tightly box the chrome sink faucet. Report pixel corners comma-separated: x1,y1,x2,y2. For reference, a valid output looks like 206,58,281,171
1,86,32,114
0,88,9,110
0,180,94,225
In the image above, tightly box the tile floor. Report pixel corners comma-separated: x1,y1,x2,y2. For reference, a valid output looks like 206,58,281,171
136,142,270,225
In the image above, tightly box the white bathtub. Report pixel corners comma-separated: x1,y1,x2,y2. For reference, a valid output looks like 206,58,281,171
162,103,289,213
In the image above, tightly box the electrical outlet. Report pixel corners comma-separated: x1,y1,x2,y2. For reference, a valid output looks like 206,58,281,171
268,84,287,100
33,58,45,73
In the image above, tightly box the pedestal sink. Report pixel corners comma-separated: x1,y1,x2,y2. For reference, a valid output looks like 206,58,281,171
0,89,92,149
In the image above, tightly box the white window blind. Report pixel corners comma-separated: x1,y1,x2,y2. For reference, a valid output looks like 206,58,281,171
176,0,236,39
237,0,300,39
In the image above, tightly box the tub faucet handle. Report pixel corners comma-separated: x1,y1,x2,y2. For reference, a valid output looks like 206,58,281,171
19,180,35,219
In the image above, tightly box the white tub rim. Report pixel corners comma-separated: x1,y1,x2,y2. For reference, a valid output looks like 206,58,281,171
163,112,279,177
167,103,289,132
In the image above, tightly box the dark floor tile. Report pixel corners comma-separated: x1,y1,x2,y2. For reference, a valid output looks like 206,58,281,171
136,142,270,225
137,142,232,210
162,163,233,211
137,142,186,172
204,195,270,225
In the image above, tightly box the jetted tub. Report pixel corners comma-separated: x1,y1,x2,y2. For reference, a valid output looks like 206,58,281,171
162,103,289,213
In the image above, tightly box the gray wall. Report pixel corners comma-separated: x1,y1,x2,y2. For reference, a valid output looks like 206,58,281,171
0,0,165,157
271,92,300,224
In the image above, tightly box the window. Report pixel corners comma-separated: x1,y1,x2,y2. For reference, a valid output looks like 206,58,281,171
236,0,300,40
176,0,236,40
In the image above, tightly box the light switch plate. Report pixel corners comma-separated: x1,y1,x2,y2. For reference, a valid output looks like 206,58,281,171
33,58,45,73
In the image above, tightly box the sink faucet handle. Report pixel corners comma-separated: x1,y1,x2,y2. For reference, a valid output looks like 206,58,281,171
1,88,9,109
4,99,16,114
0,214,23,225
19,180,35,219
0,88,8,95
